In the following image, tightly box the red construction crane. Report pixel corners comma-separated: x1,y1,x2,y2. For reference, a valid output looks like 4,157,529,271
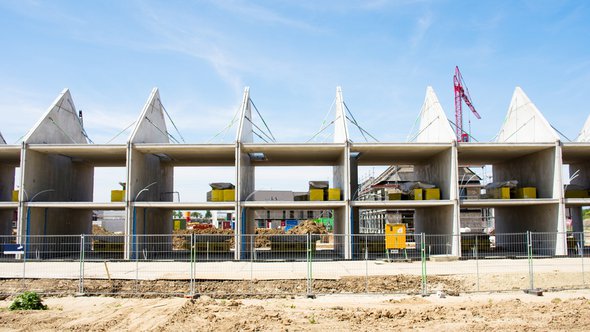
454,66,481,142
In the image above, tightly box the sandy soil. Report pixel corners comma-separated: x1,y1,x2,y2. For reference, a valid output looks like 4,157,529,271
1,290,590,331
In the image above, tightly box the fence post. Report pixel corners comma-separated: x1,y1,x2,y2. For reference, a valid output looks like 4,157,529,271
250,234,254,295
475,234,480,292
22,236,27,291
527,231,534,290
421,233,427,296
580,232,585,286
79,234,85,294
190,233,195,296
135,235,139,294
365,235,368,294
306,232,314,298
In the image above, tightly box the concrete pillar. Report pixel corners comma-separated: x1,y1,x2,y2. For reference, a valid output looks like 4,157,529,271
0,163,15,236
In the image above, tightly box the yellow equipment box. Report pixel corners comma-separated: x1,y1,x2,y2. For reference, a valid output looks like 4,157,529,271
12,190,19,202
309,188,324,201
488,187,510,199
413,188,423,200
223,189,235,201
424,188,440,200
328,188,341,201
212,189,223,202
515,187,536,199
565,190,589,198
385,223,406,249
110,190,125,202
388,192,402,200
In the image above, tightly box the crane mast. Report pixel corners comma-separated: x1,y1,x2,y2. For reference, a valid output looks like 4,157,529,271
454,66,481,142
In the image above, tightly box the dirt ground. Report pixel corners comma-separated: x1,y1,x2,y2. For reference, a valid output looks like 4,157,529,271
0,275,462,297
1,290,590,331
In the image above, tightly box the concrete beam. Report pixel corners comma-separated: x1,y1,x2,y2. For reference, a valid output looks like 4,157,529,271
351,143,452,165
134,144,235,166
27,144,127,167
241,143,345,166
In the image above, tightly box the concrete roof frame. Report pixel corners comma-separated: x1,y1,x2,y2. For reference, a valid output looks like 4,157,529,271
496,87,559,143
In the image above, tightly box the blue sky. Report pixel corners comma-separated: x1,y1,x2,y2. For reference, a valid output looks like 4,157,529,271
1,0,589,200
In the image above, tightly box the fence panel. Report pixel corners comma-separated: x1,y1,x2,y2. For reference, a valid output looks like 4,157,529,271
3,231,590,296
364,233,425,295
310,235,367,295
193,233,244,296
21,235,81,295
425,234,477,294
531,232,586,290
472,232,530,292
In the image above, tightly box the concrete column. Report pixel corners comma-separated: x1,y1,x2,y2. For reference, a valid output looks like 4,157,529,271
0,163,15,236
235,143,254,260
554,143,567,255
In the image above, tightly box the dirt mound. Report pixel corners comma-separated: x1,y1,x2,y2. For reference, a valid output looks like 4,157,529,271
287,220,327,235
92,225,115,235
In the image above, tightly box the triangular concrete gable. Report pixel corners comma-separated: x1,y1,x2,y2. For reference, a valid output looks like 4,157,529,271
496,87,559,143
414,87,456,143
576,114,590,142
129,88,169,144
236,87,253,143
334,86,350,143
23,89,87,144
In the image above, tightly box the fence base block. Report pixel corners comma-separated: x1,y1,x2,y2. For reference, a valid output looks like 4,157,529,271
523,288,543,296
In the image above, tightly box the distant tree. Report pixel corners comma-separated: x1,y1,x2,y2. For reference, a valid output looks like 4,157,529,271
191,211,202,218
205,210,212,219
173,210,183,219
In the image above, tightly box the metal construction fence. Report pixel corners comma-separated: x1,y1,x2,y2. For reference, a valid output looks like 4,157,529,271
0,232,588,297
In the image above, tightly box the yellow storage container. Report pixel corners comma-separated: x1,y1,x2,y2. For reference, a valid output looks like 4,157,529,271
209,189,223,202
565,190,589,198
516,187,536,199
488,187,510,199
328,188,341,201
223,189,235,201
424,188,440,200
388,192,402,200
12,190,19,202
413,188,423,200
309,188,324,201
110,190,125,202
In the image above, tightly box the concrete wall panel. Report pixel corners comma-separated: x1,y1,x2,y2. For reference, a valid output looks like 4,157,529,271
129,89,169,144
495,204,560,254
0,210,13,238
494,147,556,198
414,148,453,200
24,89,87,144
0,164,14,201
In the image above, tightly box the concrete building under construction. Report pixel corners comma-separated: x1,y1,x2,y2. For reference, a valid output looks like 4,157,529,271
1,85,589,259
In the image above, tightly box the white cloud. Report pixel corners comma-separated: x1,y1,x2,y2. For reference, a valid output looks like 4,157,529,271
410,12,433,48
